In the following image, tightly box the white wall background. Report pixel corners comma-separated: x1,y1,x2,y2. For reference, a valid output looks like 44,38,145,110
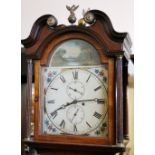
21,0,133,44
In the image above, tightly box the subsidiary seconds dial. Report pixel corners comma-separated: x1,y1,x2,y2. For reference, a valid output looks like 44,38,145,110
66,81,85,99
44,67,108,136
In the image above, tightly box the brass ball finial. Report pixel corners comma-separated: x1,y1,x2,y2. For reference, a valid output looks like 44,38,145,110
68,15,77,24
78,18,86,26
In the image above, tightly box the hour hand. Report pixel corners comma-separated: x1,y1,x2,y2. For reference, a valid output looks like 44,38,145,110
50,106,65,116
50,100,77,114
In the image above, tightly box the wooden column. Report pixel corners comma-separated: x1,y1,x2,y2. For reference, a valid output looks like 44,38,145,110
25,59,33,139
123,58,129,140
116,56,124,144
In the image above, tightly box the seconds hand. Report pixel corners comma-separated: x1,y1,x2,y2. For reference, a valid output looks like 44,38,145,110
68,86,83,95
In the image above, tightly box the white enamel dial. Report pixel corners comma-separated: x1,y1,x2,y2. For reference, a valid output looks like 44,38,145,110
42,66,108,137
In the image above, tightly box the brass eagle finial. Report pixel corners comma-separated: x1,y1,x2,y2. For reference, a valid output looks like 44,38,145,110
66,5,79,24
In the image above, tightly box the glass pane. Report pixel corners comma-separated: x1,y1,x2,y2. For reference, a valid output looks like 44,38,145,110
41,65,108,137
49,39,101,66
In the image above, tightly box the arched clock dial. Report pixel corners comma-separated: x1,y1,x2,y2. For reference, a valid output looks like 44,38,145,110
42,66,108,137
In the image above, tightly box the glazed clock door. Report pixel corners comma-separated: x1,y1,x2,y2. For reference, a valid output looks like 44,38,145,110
40,39,109,138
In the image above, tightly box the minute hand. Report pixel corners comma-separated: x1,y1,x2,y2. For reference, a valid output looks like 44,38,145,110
76,98,105,103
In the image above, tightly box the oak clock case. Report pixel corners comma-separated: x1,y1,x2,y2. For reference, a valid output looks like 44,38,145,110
22,9,132,155
36,37,114,145
41,39,109,138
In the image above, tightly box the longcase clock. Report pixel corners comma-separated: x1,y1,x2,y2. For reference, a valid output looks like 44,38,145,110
22,7,132,155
